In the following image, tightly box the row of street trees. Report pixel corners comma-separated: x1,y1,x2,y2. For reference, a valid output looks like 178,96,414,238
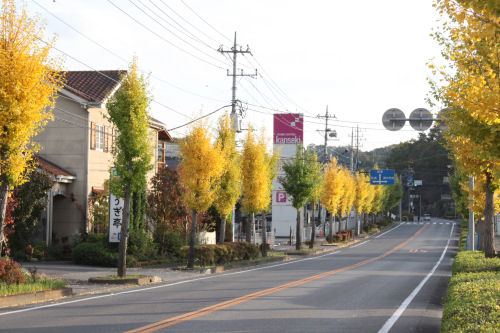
280,146,402,250
429,0,499,257
178,118,278,268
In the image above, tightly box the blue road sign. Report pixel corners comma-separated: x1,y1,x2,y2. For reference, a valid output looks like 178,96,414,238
370,169,395,185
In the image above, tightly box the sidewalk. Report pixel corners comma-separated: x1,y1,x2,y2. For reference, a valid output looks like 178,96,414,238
21,261,209,296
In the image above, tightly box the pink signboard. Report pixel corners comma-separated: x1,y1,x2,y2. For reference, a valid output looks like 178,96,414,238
276,191,287,203
273,113,303,144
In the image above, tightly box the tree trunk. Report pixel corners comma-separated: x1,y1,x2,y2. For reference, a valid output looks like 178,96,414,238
296,207,302,250
251,213,256,244
310,204,316,248
187,209,197,268
261,210,267,257
482,172,496,258
328,213,334,242
219,216,226,245
0,179,9,255
117,186,131,277
245,215,251,243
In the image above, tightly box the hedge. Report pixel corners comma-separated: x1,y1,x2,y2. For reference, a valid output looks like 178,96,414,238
441,271,500,333
452,251,500,274
180,242,261,266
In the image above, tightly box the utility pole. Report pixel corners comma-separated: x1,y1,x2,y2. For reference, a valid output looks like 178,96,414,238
355,125,360,171
317,105,336,163
218,32,257,131
316,106,336,236
350,128,354,172
468,176,475,251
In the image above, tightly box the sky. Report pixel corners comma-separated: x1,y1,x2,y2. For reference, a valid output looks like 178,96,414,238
23,0,445,151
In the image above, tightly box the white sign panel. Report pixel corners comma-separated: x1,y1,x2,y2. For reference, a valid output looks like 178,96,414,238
109,193,123,243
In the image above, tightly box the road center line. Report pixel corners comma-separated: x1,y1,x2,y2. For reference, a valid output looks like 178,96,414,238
377,223,455,333
125,225,428,333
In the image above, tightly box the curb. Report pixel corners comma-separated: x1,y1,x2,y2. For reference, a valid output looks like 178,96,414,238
174,255,290,274
88,275,162,285
0,288,73,309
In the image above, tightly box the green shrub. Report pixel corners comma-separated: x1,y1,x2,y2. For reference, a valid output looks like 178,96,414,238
441,271,500,333
452,251,500,274
128,229,157,261
179,242,261,266
0,258,27,284
47,245,64,260
72,242,118,267
161,231,185,258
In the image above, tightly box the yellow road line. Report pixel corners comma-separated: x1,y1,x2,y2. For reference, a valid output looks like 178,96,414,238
126,225,427,333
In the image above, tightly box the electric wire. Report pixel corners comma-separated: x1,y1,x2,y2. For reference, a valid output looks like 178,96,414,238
33,0,226,103
159,0,221,45
129,0,229,67
106,0,225,70
180,0,232,43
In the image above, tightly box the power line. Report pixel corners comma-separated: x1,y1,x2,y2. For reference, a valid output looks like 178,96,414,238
34,0,226,103
158,0,221,45
36,37,193,123
167,105,231,131
180,0,232,43
128,0,229,67
106,0,225,70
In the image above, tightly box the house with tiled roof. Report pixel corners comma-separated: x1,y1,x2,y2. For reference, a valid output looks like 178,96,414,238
34,70,173,245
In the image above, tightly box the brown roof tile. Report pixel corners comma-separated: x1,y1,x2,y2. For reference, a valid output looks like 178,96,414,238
63,70,126,103
36,156,75,178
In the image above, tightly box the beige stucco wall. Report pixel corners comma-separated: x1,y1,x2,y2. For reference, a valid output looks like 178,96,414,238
87,107,114,194
147,127,158,188
34,96,88,241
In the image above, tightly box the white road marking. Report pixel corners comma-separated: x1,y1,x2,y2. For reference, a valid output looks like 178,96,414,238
0,246,346,317
377,224,455,333
374,223,402,239
350,241,370,248
439,222,443,225
0,222,409,317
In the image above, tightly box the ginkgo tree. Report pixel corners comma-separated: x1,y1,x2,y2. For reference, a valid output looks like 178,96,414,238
0,0,64,253
429,0,499,257
321,158,345,241
280,145,319,250
307,151,323,248
178,122,224,268
353,172,370,235
107,59,152,277
241,127,273,245
213,114,241,245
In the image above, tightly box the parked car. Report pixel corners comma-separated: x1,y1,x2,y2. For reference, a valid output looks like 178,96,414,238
424,214,431,221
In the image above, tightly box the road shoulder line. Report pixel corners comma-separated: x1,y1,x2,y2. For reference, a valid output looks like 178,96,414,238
377,224,455,333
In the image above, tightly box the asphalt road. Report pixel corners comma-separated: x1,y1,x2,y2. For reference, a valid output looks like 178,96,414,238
0,218,458,333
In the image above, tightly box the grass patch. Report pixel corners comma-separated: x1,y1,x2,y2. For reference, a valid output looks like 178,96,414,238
441,271,500,333
0,279,66,296
453,251,500,274
286,248,323,255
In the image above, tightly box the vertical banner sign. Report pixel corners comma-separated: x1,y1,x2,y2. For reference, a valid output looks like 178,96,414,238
273,113,303,144
109,193,123,243
272,113,304,237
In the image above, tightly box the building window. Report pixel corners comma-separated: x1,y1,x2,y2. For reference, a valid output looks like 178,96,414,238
95,124,105,151
158,142,165,163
